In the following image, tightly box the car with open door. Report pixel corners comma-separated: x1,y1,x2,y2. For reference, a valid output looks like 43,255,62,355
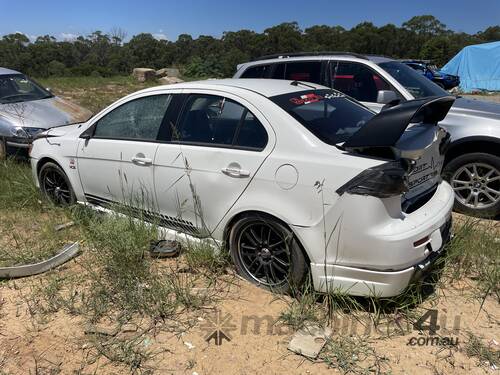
30,79,454,297
235,53,500,218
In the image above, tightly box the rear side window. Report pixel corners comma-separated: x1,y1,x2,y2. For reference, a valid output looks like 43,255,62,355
271,61,322,84
178,94,267,150
235,112,268,149
270,89,374,145
240,64,271,78
94,95,171,140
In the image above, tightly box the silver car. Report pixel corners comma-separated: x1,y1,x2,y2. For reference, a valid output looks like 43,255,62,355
234,53,500,218
0,67,92,158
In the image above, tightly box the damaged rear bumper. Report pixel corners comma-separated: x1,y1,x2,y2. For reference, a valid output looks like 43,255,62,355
309,215,452,297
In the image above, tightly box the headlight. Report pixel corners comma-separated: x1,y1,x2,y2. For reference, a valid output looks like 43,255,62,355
10,126,45,138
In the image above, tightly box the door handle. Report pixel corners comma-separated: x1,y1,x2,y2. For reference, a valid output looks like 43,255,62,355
131,156,152,166
221,166,250,178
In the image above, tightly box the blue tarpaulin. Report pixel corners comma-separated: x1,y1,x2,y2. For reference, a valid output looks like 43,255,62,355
441,41,500,92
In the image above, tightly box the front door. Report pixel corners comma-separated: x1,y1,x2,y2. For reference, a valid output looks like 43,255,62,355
77,94,172,209
330,61,396,113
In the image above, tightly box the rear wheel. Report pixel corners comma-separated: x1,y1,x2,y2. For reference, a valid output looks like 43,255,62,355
443,152,500,218
39,162,76,206
229,215,307,294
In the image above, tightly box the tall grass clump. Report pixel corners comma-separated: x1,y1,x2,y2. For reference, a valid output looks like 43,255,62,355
0,158,41,209
444,218,499,304
71,206,217,322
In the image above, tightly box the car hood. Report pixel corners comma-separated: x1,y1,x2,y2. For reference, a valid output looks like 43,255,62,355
0,96,92,129
450,97,500,121
37,122,86,138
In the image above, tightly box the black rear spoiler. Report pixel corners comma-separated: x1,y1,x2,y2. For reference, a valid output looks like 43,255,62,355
343,95,455,149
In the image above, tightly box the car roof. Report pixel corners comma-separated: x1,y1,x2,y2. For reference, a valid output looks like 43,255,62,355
0,67,21,75
236,53,396,71
140,78,328,98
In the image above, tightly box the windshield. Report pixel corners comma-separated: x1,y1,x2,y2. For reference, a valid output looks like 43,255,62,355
379,61,448,98
0,74,53,104
271,89,375,145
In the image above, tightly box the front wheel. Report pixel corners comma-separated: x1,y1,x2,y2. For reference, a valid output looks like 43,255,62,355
442,152,500,218
229,215,308,294
39,162,76,206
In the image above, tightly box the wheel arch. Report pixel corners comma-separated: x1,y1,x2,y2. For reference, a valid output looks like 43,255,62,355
222,210,312,265
36,156,64,177
445,136,500,165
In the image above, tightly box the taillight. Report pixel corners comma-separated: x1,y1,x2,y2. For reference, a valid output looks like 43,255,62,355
336,161,409,198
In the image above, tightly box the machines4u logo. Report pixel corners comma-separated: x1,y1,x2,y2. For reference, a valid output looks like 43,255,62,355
200,310,237,346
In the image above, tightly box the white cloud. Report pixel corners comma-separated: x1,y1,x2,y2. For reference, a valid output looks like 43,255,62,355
60,32,78,41
153,33,168,41
14,31,37,41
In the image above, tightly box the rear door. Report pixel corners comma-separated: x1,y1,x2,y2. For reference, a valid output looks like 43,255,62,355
77,94,171,208
154,90,274,236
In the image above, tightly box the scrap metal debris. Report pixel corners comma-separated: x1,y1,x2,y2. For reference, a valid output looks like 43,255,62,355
288,323,333,359
0,242,80,279
54,221,75,231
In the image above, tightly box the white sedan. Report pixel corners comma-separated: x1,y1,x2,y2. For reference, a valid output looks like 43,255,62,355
30,79,455,297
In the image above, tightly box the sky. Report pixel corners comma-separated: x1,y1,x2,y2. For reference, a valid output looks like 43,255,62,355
1,0,499,41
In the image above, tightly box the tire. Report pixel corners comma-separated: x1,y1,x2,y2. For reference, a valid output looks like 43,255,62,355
229,214,308,294
38,162,76,206
442,152,500,218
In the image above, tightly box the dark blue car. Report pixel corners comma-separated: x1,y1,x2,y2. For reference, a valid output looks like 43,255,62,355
402,60,460,90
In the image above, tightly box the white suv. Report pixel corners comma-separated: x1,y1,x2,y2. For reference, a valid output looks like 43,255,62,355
30,79,454,297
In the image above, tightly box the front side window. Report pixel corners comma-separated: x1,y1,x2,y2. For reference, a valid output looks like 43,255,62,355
379,61,448,99
94,95,171,140
178,94,267,150
271,89,374,145
271,61,322,84
0,74,52,104
331,62,391,103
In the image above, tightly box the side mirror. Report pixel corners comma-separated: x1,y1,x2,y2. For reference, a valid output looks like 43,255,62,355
377,90,398,104
79,125,94,140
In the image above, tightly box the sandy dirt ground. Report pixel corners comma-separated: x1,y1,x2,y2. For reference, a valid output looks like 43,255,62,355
0,218,498,375
463,93,500,103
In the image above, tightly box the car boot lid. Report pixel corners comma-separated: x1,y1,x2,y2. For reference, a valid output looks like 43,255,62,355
343,95,455,156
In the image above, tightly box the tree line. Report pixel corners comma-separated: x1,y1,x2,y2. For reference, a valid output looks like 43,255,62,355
1,15,498,79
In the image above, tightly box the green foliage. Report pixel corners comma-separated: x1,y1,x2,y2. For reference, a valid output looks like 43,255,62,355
0,158,41,210
0,15,495,78
182,55,224,79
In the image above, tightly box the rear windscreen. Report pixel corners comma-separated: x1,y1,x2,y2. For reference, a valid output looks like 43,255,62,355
270,89,375,145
